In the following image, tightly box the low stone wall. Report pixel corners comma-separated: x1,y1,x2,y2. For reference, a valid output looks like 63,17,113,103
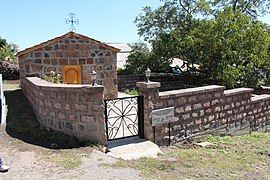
137,82,270,145
22,77,106,144
117,74,199,92
117,75,143,91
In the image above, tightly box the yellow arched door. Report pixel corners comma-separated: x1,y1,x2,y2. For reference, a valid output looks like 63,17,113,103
63,65,82,84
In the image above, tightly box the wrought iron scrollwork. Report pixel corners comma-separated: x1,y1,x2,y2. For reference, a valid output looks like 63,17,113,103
105,96,139,140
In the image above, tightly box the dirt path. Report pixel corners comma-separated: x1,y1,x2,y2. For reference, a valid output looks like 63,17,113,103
0,125,141,179
0,82,141,179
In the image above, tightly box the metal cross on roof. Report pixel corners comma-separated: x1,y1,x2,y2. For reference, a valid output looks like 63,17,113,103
65,13,79,31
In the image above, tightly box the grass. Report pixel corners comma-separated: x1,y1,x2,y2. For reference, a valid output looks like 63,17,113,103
3,80,20,90
106,132,270,179
50,150,83,169
123,88,139,96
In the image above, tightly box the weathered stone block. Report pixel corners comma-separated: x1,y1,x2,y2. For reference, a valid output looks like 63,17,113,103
81,115,95,122
185,105,192,112
175,107,184,114
211,99,219,105
64,103,71,111
209,115,215,121
214,106,221,112
58,112,65,120
177,97,186,105
75,103,87,111
31,64,43,72
194,103,202,110
65,50,80,57
188,96,196,103
203,102,211,108
200,110,205,116
54,102,61,109
192,112,198,118
182,113,190,120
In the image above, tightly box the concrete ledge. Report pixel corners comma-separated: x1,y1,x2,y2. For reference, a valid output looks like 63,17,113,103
136,81,161,89
224,88,253,96
26,77,104,90
251,94,270,102
159,85,225,98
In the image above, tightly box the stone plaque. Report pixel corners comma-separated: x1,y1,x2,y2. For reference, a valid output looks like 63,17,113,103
152,107,174,126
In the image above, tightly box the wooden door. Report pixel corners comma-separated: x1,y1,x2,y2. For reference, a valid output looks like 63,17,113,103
63,65,82,84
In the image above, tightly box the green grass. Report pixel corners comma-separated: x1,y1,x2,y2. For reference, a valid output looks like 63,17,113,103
50,150,82,169
123,89,139,96
106,132,270,179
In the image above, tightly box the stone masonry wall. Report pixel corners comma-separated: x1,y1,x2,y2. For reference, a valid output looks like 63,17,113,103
137,82,270,146
22,77,106,144
18,32,118,99
118,74,200,92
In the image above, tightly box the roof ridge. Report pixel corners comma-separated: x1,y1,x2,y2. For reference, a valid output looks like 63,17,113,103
17,31,120,57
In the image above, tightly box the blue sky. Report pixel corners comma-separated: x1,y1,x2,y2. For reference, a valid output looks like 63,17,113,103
0,0,161,50
0,0,270,51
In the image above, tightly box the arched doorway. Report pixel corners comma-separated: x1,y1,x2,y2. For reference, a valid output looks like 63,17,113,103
62,65,82,84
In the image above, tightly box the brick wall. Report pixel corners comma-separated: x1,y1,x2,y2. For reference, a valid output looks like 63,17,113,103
137,82,270,146
22,77,106,144
117,74,199,92
18,32,118,99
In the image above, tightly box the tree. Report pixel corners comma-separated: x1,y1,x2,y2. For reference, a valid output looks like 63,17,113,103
210,0,270,17
0,37,18,64
135,0,209,42
135,0,270,42
133,0,270,88
125,42,172,74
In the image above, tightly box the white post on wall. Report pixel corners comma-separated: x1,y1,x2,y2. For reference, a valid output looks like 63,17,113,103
0,74,7,125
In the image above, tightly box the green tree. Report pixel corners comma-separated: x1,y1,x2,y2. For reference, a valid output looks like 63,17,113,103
135,0,270,42
134,0,270,88
125,42,172,74
125,42,152,74
0,37,18,63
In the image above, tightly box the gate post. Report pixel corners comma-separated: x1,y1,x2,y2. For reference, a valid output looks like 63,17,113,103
138,95,144,138
136,82,161,141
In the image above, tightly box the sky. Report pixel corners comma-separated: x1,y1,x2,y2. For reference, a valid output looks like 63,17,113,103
0,0,161,50
1,0,270,51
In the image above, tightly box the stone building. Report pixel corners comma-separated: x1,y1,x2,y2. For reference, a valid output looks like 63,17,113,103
106,43,132,69
17,31,120,99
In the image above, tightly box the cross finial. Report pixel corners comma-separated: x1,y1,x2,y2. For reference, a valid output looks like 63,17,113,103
65,13,79,31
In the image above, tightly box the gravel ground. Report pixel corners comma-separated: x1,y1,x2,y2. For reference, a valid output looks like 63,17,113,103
0,125,141,180
0,81,141,179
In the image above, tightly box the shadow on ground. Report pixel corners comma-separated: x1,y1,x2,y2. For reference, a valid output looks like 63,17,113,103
4,89,82,149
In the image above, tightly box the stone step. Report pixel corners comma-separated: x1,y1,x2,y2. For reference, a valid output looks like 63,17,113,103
106,136,163,160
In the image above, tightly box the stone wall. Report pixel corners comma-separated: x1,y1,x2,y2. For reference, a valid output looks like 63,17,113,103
18,32,118,99
137,82,270,146
118,74,199,92
117,75,143,91
22,77,106,144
